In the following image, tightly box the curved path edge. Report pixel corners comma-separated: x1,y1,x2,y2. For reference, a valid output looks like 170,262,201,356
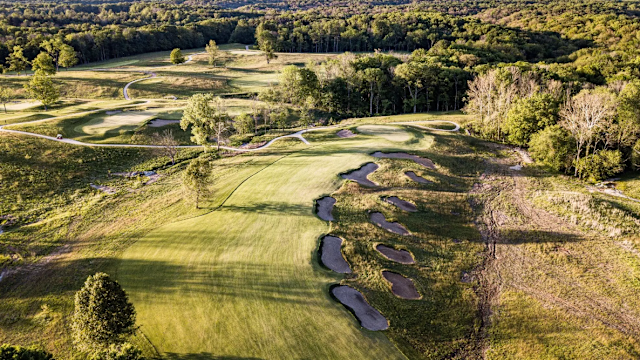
0,126,329,152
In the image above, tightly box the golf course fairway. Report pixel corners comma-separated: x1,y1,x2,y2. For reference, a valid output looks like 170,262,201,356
118,126,432,359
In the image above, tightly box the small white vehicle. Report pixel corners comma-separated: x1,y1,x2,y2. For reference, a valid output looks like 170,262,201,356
56,134,63,140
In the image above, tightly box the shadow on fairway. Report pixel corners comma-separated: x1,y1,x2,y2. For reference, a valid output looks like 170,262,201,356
165,354,263,360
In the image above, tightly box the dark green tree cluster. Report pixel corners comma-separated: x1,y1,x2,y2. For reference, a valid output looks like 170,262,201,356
269,50,471,118
253,11,582,62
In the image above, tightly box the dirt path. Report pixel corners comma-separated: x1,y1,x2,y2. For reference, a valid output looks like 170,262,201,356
123,72,157,100
467,147,640,357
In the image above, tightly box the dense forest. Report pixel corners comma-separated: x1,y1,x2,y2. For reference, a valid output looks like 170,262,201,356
1,0,639,179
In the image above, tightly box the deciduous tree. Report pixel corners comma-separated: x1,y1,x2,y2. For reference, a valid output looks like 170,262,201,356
151,129,179,165
6,46,29,75
0,87,13,115
32,52,56,75
183,156,213,209
181,93,216,150
560,89,617,176
24,72,59,110
205,40,219,66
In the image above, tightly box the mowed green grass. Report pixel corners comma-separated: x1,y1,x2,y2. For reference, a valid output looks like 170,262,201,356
118,126,430,359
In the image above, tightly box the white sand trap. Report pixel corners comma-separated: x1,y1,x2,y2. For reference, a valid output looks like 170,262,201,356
356,125,411,142
382,271,421,300
372,152,436,169
376,245,415,264
370,212,410,235
90,183,116,195
405,171,430,184
81,111,157,135
316,196,336,221
5,101,40,111
332,285,388,331
320,235,351,273
148,119,180,127
384,196,417,212
341,163,379,187
337,129,356,138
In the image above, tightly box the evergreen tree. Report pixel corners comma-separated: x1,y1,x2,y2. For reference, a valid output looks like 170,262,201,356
72,273,136,355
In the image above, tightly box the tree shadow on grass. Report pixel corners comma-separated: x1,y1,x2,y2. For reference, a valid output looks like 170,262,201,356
163,354,263,360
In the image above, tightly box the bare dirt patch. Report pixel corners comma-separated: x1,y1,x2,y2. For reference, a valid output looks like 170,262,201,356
405,171,430,184
382,271,421,300
319,235,351,273
370,212,410,235
316,196,336,221
384,196,417,212
331,285,389,331
372,152,436,169
337,129,356,138
341,163,379,187
375,244,415,264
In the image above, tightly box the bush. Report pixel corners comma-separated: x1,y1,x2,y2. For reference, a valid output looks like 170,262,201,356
574,150,624,182
72,273,136,354
528,125,574,172
228,133,253,147
632,139,640,170
0,344,53,360
504,93,558,146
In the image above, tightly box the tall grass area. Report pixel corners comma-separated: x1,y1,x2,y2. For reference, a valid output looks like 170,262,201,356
329,132,488,359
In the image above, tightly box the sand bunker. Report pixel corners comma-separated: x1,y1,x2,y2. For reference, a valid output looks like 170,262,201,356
337,129,356,138
320,236,351,273
5,101,40,111
341,163,379,187
148,119,180,127
90,183,116,195
382,271,421,300
375,245,415,264
372,152,435,169
405,171,430,184
331,285,388,331
370,212,409,235
384,196,417,212
316,196,336,221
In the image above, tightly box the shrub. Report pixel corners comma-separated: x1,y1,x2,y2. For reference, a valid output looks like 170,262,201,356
574,150,624,182
0,344,53,360
504,93,558,146
528,125,574,172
